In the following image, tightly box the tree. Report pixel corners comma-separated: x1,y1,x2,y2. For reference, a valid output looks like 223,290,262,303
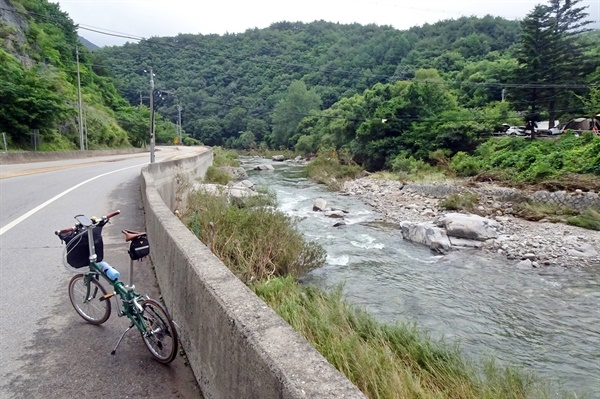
513,5,554,136
270,80,321,149
545,0,593,127
513,0,592,132
115,106,151,147
222,106,248,139
194,117,223,146
0,49,72,146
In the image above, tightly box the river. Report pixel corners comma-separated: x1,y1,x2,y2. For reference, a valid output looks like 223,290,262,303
243,157,600,398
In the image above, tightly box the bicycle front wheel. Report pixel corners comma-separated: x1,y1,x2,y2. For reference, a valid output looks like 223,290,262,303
140,299,178,364
68,274,111,325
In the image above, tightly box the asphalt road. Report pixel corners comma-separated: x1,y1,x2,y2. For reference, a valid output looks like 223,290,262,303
0,147,203,399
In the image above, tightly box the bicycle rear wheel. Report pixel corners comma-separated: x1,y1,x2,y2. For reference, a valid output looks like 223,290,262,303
140,299,178,364
68,274,111,325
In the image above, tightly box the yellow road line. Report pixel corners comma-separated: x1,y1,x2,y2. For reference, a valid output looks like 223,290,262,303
0,162,102,179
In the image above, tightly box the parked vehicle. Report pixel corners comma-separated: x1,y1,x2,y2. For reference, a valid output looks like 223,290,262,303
504,126,526,135
546,126,562,135
537,120,561,135
562,117,600,135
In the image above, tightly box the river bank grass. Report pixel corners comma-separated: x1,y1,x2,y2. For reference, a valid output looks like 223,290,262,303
253,276,552,399
184,190,326,282
304,152,363,190
182,184,565,399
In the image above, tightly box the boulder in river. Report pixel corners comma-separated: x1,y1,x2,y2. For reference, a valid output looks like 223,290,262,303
254,164,274,171
313,198,328,212
435,213,499,241
399,221,451,254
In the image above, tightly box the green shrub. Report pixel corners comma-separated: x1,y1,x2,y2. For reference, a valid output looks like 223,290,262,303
203,166,231,185
450,151,481,177
440,192,480,212
212,146,240,167
390,153,431,174
183,137,202,146
517,159,557,183
462,135,600,184
305,153,362,190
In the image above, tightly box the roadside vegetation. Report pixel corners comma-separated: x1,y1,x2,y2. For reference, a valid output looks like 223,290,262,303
203,146,240,184
183,169,564,398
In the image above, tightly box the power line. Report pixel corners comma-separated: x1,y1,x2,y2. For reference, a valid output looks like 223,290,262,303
78,26,144,41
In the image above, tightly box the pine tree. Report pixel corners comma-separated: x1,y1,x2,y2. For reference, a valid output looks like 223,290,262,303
545,0,592,127
513,0,592,133
514,5,554,136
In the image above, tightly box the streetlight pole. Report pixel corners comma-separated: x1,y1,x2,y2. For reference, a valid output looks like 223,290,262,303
149,69,155,163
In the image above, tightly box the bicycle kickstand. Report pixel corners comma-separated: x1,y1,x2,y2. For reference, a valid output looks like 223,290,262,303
111,323,134,355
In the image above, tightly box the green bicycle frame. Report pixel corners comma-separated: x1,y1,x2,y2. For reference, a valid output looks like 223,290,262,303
88,261,149,334
76,213,150,335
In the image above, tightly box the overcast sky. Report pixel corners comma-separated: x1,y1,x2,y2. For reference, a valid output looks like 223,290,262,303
53,0,600,47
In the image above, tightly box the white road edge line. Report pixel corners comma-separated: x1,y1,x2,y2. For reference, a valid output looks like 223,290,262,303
0,163,146,236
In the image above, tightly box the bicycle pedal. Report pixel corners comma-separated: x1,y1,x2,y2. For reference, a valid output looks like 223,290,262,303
99,292,115,302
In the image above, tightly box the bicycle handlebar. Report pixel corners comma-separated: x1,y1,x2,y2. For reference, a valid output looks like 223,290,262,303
55,210,121,237
105,210,121,219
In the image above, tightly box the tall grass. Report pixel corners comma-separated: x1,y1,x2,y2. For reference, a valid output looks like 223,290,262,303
212,146,240,167
305,153,363,190
440,192,480,213
513,202,579,222
203,166,231,184
184,190,325,282
253,276,550,399
567,208,600,231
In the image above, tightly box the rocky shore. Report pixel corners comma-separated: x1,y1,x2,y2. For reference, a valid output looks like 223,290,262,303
341,177,600,268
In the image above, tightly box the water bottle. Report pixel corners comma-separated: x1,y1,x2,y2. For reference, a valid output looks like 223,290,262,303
98,261,120,281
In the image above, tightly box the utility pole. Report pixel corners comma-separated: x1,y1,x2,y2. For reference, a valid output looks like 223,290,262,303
76,45,84,150
149,69,155,163
177,104,182,144
83,108,88,150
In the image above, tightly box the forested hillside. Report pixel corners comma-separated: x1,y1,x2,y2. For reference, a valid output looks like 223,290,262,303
95,17,523,148
0,0,177,150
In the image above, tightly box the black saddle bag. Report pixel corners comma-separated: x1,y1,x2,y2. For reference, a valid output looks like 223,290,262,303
128,235,150,260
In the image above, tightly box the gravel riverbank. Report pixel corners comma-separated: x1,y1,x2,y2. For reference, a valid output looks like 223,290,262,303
341,177,600,268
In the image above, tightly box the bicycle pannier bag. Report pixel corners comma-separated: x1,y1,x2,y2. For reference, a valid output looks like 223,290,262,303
128,235,150,260
62,225,104,268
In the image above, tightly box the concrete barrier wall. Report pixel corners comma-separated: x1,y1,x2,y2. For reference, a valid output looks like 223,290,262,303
0,148,147,164
140,149,366,399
